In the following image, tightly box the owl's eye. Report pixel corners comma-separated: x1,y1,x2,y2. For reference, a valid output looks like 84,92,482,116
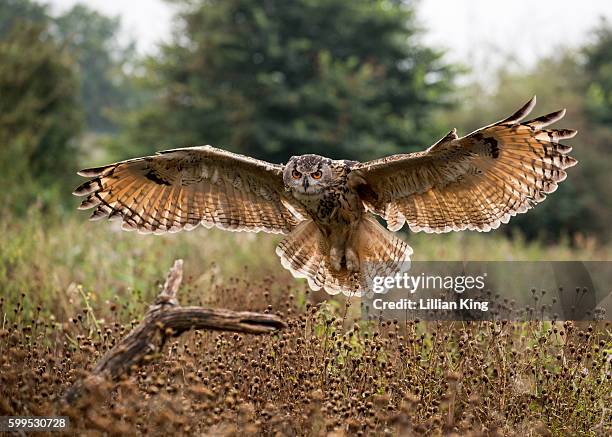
291,169,302,179
311,171,322,180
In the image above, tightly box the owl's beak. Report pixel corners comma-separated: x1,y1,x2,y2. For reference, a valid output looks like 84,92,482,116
302,178,309,190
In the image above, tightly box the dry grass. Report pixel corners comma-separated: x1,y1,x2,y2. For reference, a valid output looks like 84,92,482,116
1,288,610,436
1,208,611,435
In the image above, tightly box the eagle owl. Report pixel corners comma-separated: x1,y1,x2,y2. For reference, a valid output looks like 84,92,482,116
74,97,577,296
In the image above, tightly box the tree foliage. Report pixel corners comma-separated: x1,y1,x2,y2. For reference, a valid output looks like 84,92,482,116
54,5,137,132
584,19,612,126
0,0,136,212
0,12,82,210
121,0,457,162
0,0,47,36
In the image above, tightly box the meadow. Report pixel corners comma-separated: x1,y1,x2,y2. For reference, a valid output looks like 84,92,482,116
1,207,610,435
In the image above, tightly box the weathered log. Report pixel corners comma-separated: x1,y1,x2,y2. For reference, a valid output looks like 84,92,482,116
63,259,284,404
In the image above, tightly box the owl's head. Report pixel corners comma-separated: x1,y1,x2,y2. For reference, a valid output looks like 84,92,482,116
283,154,333,195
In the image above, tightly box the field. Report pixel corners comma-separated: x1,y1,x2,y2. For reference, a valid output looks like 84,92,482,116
1,208,610,436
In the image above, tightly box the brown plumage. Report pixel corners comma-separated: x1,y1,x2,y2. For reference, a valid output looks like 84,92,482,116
350,97,577,233
73,148,305,234
276,217,412,295
74,96,577,296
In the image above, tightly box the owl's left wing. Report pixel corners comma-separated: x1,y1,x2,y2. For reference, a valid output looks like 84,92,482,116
73,145,307,235
348,97,578,233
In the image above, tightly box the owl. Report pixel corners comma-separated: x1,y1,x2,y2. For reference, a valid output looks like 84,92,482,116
74,97,577,296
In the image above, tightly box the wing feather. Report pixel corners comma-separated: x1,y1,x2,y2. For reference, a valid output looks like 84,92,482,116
350,96,578,233
73,145,306,235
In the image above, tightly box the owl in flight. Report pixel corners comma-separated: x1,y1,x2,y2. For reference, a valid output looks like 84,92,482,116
74,97,577,296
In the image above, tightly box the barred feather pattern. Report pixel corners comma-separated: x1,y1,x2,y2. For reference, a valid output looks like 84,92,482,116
350,96,578,233
276,217,412,296
73,145,306,235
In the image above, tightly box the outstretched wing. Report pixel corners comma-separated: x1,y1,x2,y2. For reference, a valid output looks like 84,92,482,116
73,145,307,234
349,97,578,233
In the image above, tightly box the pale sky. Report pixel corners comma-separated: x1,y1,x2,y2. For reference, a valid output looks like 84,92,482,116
46,0,612,80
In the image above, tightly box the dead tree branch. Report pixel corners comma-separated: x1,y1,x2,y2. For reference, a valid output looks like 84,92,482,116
63,259,284,404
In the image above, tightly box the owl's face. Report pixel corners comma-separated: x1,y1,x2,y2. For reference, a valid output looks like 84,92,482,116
283,155,333,195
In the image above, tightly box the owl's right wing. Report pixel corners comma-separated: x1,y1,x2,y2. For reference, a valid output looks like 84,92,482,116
73,145,308,235
348,97,577,233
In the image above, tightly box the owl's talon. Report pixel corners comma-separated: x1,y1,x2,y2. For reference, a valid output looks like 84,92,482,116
330,247,343,271
345,248,360,272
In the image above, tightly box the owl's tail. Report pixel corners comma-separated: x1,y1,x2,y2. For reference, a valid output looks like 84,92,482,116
276,217,412,296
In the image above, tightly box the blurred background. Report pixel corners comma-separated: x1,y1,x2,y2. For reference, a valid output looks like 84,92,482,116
1,0,611,306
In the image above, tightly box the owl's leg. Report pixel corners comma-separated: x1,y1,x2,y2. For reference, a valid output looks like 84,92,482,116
330,246,343,271
345,225,361,272
329,223,360,272
329,228,348,271
345,247,359,272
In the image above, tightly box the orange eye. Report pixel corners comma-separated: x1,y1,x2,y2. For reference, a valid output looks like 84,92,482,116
291,169,302,179
311,171,322,179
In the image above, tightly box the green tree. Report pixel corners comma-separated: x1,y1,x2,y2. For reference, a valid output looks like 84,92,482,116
584,19,612,126
0,0,47,37
54,5,137,132
120,0,457,162
0,12,82,211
